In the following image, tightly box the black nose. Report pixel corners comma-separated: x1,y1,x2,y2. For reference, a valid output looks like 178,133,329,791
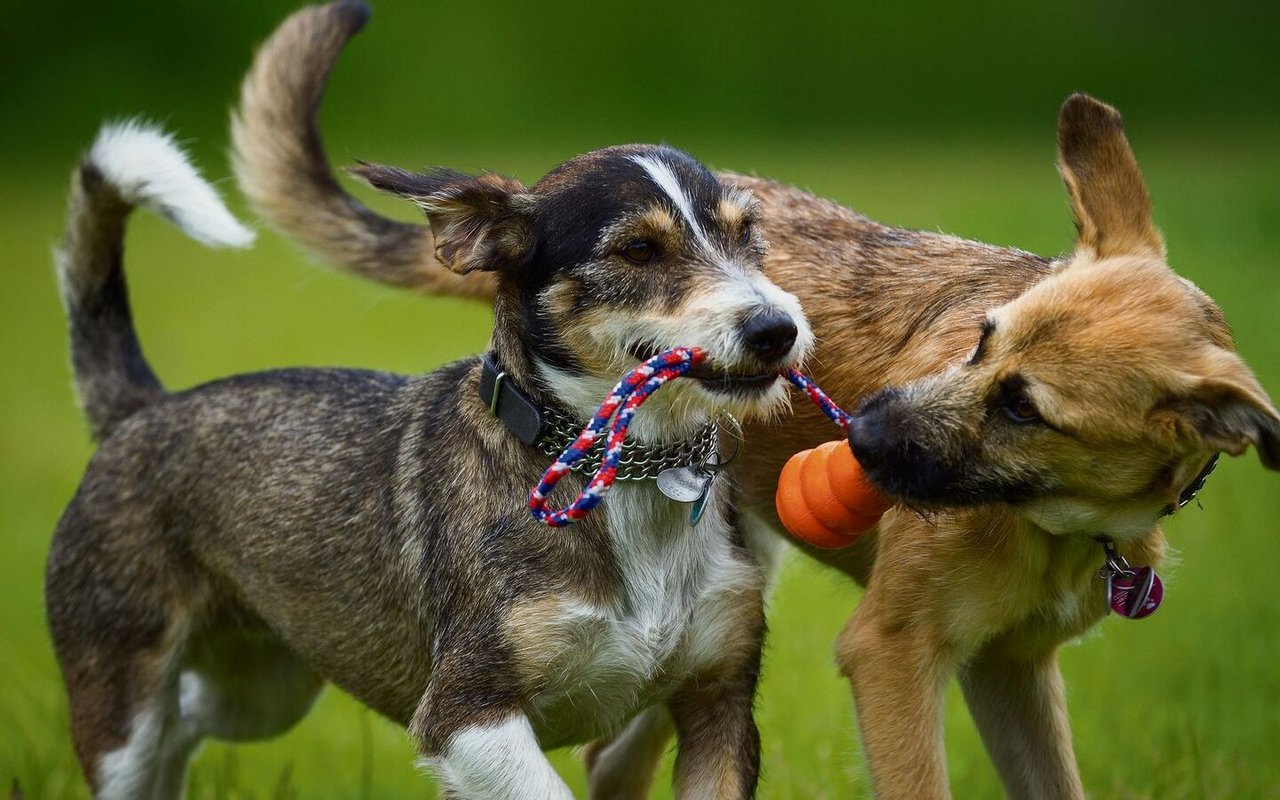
847,391,896,471
741,313,798,363
847,412,890,472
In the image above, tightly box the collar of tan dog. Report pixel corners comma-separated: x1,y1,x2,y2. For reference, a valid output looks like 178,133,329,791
1094,452,1217,620
1092,452,1217,544
1174,452,1219,514
479,353,721,481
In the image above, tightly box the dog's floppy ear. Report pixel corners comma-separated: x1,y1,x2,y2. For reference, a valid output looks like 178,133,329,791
348,164,534,274
1154,353,1280,470
1057,93,1165,260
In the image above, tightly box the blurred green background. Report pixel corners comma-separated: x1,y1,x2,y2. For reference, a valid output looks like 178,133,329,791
3,1,1279,798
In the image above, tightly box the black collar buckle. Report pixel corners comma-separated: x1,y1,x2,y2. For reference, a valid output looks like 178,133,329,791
479,354,546,446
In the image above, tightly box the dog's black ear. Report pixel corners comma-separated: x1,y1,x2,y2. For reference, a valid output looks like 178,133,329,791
348,164,534,274
1057,93,1165,260
1156,355,1280,470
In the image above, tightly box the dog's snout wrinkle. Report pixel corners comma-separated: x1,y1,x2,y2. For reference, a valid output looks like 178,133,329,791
855,388,900,417
848,389,906,472
849,394,967,503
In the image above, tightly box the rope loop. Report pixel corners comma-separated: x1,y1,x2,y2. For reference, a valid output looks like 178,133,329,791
529,349,853,527
529,347,705,527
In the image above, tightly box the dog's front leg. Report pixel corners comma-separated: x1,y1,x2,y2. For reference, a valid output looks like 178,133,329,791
667,674,761,800
420,711,571,799
837,603,953,799
412,671,571,800
957,642,1084,800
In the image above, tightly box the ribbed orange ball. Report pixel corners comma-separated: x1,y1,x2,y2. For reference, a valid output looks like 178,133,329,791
775,440,891,549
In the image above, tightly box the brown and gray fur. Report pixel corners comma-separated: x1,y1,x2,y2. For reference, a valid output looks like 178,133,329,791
47,100,814,796
231,3,1280,798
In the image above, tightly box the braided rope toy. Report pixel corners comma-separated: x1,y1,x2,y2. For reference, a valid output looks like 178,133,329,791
782,367,853,430
529,347,706,527
530,347,886,546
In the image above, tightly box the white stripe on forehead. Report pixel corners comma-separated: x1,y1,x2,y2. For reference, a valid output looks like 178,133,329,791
628,154,715,254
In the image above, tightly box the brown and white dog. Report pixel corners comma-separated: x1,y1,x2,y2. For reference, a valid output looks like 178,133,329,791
46,107,814,796
230,3,1280,798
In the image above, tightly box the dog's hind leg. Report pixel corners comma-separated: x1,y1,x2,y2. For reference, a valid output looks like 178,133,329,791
173,623,325,748
583,706,674,800
46,510,197,799
48,524,323,800
957,641,1084,800
76,637,191,800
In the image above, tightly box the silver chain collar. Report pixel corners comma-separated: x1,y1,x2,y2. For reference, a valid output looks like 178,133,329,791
537,404,725,481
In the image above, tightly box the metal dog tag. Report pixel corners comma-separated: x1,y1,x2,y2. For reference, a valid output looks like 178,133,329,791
1107,566,1164,619
657,466,713,504
657,465,718,526
658,425,738,527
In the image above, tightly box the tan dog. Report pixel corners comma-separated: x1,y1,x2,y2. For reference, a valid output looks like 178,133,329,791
232,4,1280,797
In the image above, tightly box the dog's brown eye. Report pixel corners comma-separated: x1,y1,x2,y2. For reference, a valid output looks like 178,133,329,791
1005,393,1040,423
739,221,754,246
621,240,655,264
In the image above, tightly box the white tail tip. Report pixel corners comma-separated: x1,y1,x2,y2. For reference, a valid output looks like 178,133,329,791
89,120,255,249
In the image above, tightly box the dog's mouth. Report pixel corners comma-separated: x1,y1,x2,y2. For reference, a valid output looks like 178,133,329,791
685,364,782,394
848,408,1050,510
627,344,784,395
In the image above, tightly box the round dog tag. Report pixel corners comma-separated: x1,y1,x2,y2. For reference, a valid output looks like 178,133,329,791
1109,566,1164,619
657,466,712,504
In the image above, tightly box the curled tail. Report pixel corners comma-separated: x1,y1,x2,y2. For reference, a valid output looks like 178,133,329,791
231,0,496,299
57,121,254,439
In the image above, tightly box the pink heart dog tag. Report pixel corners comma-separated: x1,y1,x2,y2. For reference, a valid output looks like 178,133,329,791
1107,566,1163,619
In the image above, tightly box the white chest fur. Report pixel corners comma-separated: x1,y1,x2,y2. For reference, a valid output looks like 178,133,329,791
509,480,762,747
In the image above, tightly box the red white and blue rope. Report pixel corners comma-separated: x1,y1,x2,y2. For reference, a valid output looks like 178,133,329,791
783,367,853,430
529,347,852,527
529,347,706,527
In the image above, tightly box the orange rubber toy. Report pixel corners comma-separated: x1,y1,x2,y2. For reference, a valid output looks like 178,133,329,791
775,440,893,549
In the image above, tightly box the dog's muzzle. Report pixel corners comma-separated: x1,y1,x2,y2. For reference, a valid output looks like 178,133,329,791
846,388,972,505
675,311,802,396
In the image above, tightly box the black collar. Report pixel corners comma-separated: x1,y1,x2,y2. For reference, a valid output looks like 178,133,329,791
478,353,723,481
1094,451,1220,553
1170,452,1219,516
479,352,546,446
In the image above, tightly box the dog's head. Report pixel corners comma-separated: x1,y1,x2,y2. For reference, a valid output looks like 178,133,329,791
352,145,811,434
848,94,1280,540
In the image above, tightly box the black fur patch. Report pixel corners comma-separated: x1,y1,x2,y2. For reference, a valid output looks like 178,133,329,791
506,145,745,379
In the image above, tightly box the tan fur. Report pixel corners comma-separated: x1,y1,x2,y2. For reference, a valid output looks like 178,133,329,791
637,204,679,239
670,692,755,800
583,707,673,800
1057,96,1165,260
228,11,1280,797
726,97,1274,798
715,194,751,232
231,0,492,297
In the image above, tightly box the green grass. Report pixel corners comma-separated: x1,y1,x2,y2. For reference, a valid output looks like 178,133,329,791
3,131,1279,798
